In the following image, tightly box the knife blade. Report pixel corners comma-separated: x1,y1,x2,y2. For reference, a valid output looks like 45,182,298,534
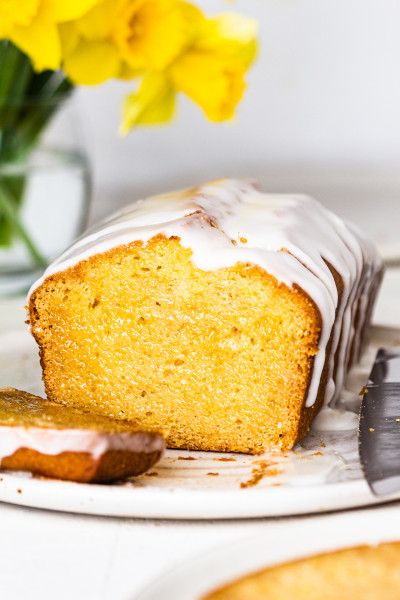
358,347,400,496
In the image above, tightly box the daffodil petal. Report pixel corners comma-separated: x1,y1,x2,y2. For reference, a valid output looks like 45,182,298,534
204,13,258,47
117,62,143,81
0,0,40,38
121,73,175,133
197,13,258,67
179,0,203,23
178,0,204,42
169,10,257,121
75,0,121,41
51,0,101,23
63,40,120,85
170,50,245,122
10,3,61,71
59,22,80,59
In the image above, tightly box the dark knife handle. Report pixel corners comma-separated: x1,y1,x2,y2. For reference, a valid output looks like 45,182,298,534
369,347,400,384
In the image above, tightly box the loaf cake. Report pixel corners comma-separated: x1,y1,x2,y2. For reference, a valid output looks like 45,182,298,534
0,388,165,482
27,179,383,454
203,542,400,600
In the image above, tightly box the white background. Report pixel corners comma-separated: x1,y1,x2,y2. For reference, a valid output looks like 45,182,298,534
75,0,400,197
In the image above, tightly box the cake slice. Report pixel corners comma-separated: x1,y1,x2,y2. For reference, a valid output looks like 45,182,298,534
203,542,400,599
0,388,165,482
27,179,383,453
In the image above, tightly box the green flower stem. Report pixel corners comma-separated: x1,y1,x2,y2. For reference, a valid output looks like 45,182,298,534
0,174,25,247
0,41,31,102
0,41,74,261
0,180,46,266
9,77,74,163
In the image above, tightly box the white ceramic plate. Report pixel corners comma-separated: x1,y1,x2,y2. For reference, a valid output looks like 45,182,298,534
135,507,400,599
0,326,400,519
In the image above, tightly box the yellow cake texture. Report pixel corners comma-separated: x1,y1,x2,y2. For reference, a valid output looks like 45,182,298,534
27,179,383,454
203,542,400,600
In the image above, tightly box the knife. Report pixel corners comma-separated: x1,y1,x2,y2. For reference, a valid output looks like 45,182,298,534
359,347,400,496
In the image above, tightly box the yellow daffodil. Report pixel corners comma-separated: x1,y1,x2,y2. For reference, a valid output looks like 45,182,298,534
60,0,204,85
1,0,101,71
170,51,246,122
114,0,189,71
170,13,257,121
59,0,122,84
122,10,257,128
61,0,203,86
1,0,258,132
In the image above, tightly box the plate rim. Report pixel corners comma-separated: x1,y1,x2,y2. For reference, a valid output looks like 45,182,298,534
1,325,400,520
1,469,400,519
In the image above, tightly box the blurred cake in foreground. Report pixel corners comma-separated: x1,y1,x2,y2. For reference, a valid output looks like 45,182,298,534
0,388,165,482
203,542,400,600
27,179,383,453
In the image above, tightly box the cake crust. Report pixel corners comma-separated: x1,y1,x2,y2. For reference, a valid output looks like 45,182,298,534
1,447,162,483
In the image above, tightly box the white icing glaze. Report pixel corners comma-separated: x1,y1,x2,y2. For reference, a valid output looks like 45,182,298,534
311,407,359,431
0,425,165,462
28,178,382,410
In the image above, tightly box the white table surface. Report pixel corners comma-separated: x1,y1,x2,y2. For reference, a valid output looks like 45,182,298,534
0,267,399,600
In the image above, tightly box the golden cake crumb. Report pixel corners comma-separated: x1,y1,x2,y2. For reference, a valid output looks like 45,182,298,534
203,542,400,600
29,237,322,454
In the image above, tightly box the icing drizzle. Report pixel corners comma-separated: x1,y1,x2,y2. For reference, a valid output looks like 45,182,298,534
28,179,382,409
0,425,165,463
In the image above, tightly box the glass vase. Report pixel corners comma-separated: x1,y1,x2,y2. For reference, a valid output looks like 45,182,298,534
0,95,90,295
